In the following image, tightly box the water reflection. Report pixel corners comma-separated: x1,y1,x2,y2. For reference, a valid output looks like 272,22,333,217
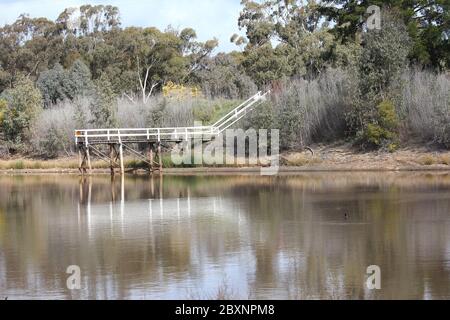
0,172,450,299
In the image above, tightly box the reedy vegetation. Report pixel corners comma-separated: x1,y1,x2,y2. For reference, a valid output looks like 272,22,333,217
0,1,449,159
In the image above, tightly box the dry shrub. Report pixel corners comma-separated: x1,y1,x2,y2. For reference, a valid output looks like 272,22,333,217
402,70,450,147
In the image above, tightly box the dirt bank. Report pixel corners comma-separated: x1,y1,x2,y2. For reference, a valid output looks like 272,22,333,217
280,143,450,171
1,143,449,174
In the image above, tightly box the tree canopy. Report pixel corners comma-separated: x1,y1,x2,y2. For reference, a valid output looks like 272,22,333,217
319,0,450,69
0,5,219,101
0,2,448,99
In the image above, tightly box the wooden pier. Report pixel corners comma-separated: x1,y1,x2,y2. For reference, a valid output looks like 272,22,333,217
74,91,270,175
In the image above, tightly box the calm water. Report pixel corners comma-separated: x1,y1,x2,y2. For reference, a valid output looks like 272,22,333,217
1,172,450,300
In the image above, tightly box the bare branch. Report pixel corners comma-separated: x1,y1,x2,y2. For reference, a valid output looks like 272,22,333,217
122,92,136,103
146,82,159,101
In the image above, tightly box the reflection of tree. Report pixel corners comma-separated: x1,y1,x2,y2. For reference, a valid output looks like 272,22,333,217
243,179,450,299
1,172,450,299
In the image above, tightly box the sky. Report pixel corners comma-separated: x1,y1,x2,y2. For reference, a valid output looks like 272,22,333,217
0,0,244,52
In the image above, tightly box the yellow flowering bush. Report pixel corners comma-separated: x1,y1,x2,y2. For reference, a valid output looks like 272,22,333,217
162,81,202,99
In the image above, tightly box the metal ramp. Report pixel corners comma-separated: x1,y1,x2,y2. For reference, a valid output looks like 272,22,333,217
74,90,270,174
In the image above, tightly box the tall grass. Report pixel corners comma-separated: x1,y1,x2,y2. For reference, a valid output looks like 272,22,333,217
401,70,450,147
245,68,349,150
13,69,450,160
30,95,240,158
245,68,449,151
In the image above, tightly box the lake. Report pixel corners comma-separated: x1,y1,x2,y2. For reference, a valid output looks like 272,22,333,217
1,172,450,299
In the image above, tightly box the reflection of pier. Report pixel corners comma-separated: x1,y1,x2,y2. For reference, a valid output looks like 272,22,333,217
78,173,163,204
77,176,245,239
72,176,253,299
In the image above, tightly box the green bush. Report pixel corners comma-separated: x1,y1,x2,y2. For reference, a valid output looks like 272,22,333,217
193,99,238,125
362,100,399,150
89,75,117,128
192,100,212,123
37,60,93,107
346,11,410,148
40,125,64,159
1,76,43,152
0,98,6,124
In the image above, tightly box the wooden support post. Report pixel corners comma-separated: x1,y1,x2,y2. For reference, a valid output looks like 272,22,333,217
109,144,115,176
78,146,83,174
119,143,124,174
78,145,88,175
148,143,154,173
114,145,120,166
158,142,162,173
86,146,92,174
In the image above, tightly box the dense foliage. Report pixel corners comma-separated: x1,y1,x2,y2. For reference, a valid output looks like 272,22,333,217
0,76,42,152
0,1,449,157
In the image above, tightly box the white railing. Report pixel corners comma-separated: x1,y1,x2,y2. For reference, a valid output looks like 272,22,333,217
75,91,269,145
213,91,269,133
75,126,216,145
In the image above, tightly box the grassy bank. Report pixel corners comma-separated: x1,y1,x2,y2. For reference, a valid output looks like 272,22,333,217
1,144,449,172
0,156,185,171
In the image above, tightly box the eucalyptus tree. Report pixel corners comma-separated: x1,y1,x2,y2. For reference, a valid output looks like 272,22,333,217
98,26,217,103
237,0,349,83
193,52,257,99
56,4,120,37
319,0,450,69
0,14,60,90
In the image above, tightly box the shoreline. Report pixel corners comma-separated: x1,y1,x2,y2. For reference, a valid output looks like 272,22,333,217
1,165,450,175
1,144,449,174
